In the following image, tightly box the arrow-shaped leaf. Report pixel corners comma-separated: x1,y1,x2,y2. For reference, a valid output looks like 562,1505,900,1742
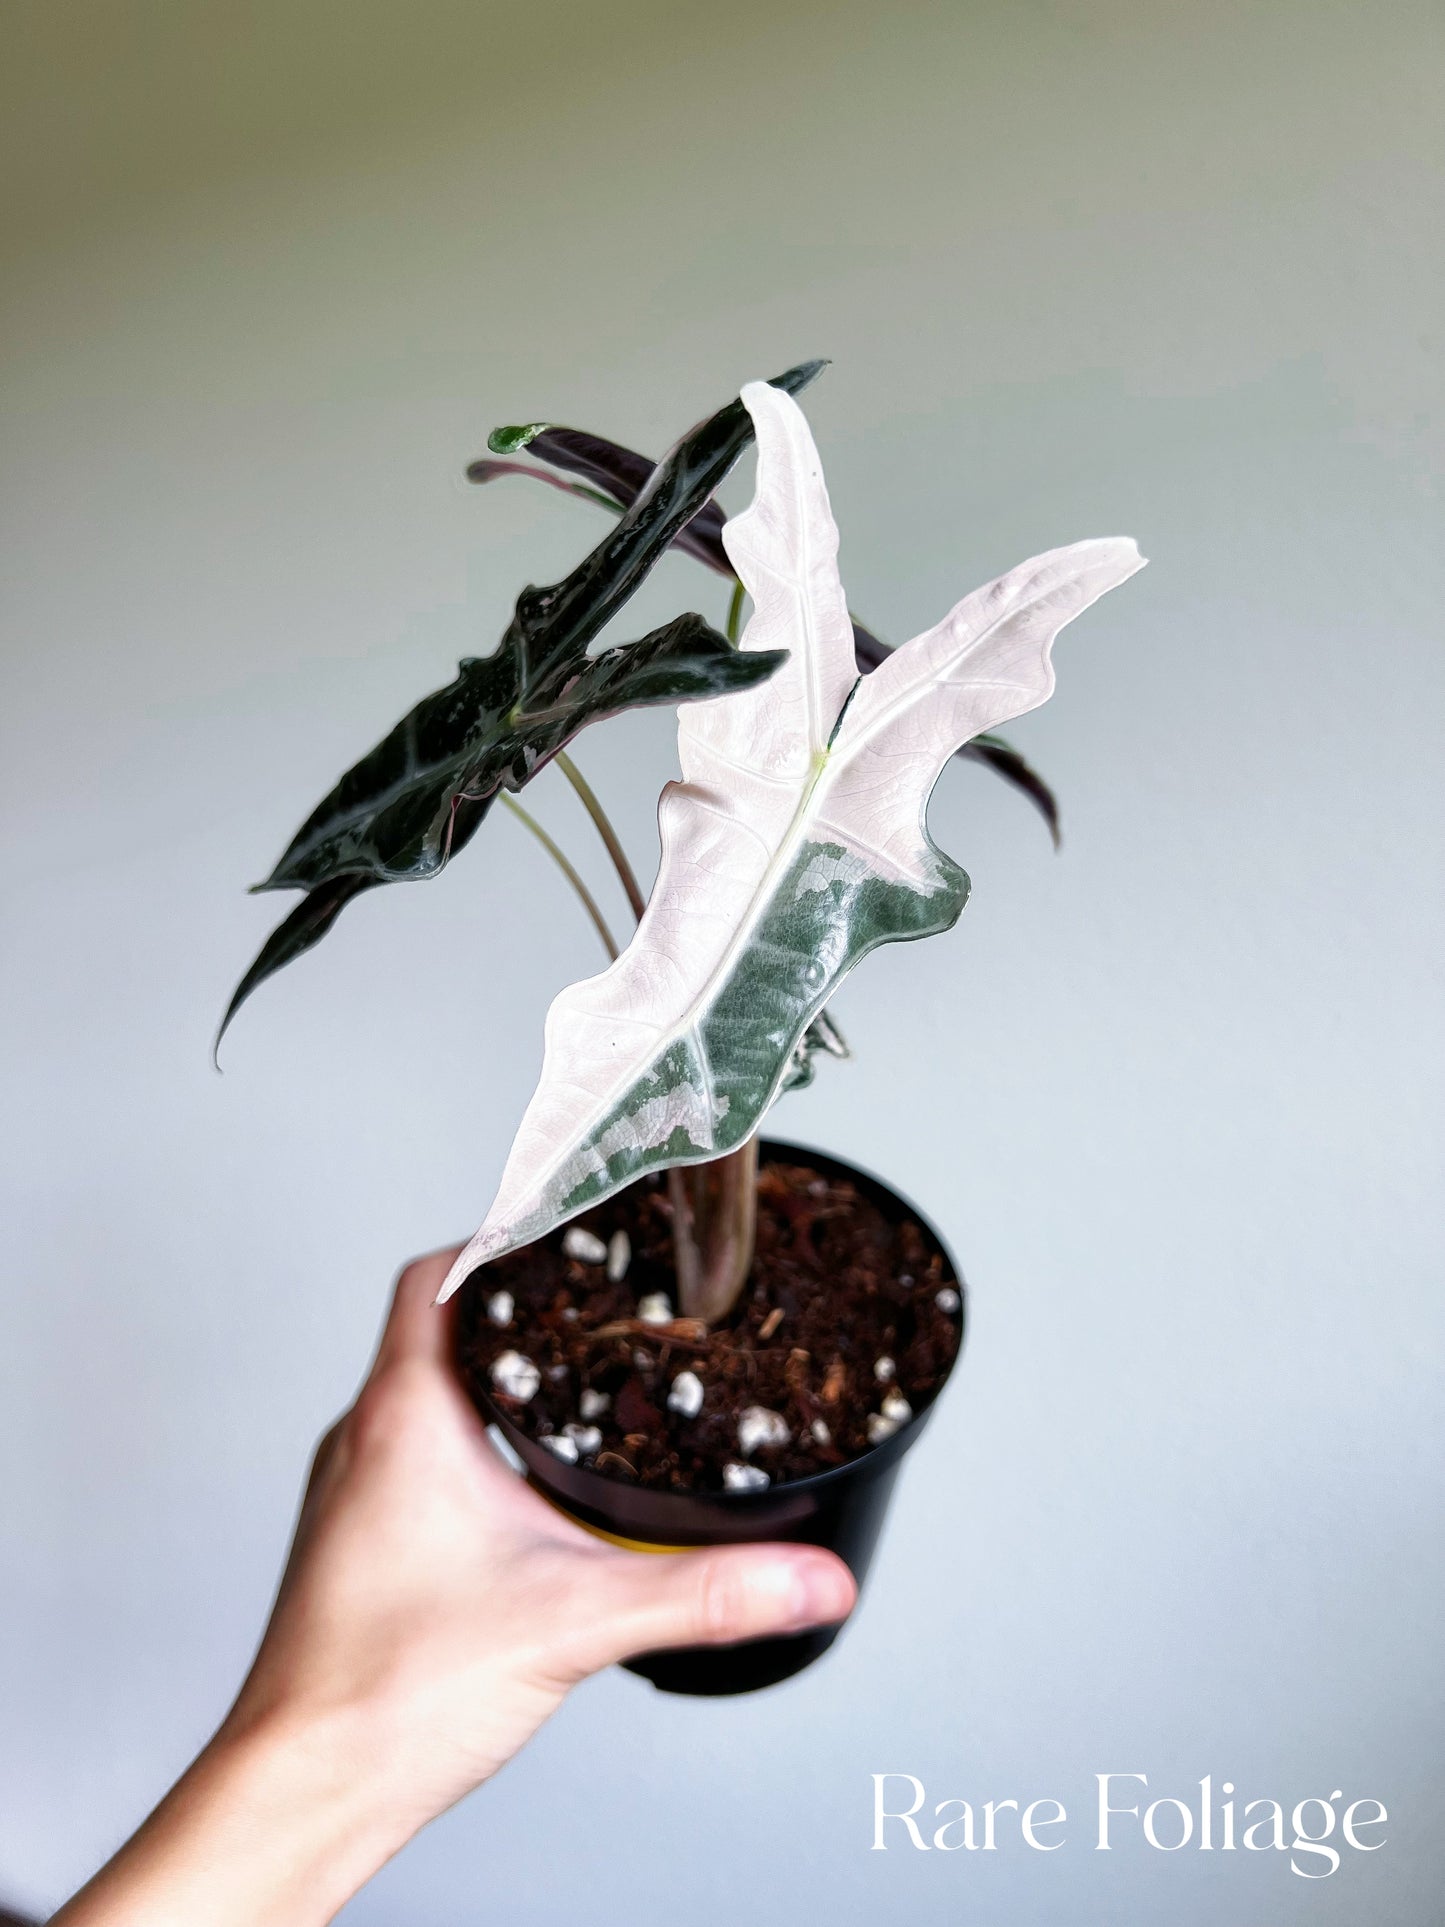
470,420,1059,837
438,383,1144,1297
265,610,781,894
261,362,823,896
222,362,825,1046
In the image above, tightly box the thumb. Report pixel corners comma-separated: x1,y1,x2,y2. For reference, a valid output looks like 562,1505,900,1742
565,1544,857,1676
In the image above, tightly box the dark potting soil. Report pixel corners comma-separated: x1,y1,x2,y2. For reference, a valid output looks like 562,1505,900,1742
454,1157,961,1492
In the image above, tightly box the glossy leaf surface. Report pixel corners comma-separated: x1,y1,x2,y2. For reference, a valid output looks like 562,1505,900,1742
223,362,824,1043
268,612,785,892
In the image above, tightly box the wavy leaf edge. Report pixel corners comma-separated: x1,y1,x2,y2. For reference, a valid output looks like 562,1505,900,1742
437,383,1144,1300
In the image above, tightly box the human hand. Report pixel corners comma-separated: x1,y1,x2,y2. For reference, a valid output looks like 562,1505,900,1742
54,1249,855,1926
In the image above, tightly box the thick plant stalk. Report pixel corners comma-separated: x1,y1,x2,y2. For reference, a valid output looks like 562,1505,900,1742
668,1136,759,1325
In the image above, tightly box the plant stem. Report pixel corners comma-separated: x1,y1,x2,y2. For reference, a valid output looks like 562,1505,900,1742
499,793,618,961
668,1136,759,1325
661,577,760,1325
725,576,746,645
554,750,647,923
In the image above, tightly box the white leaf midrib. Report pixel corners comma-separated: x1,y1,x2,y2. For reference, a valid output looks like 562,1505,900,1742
506,412,860,1202
505,567,1082,1224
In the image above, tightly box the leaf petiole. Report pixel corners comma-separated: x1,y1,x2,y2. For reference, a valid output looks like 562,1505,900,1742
725,577,746,646
499,793,618,962
554,750,647,924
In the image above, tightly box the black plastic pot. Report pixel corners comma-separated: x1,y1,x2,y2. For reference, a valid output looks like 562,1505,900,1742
460,1138,965,1696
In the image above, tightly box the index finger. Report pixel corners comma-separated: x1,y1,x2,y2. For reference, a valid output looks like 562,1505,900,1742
372,1244,466,1374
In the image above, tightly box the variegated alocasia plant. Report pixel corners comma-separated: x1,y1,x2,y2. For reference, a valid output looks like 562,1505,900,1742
437,380,1144,1310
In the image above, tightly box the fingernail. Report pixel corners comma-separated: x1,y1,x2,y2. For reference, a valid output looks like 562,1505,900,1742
782,1556,856,1630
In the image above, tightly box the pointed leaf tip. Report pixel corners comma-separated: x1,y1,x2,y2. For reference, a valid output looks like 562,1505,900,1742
776,357,830,383
962,732,1063,847
217,873,378,1060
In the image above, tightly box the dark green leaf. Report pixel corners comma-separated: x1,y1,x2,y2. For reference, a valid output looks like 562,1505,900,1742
467,411,1061,848
226,362,825,1040
468,432,897,673
259,613,787,895
216,873,377,1059
225,617,785,1042
261,359,821,897
220,789,500,1058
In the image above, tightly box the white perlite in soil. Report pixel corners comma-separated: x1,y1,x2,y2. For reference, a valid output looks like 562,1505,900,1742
490,1351,540,1402
723,1462,771,1492
578,1388,611,1420
540,1432,579,1463
636,1291,674,1326
737,1405,790,1457
562,1226,608,1264
606,1229,631,1282
666,1370,705,1419
486,1290,514,1328
867,1387,914,1444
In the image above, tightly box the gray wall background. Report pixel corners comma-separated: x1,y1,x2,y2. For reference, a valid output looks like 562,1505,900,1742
2,2,1441,1920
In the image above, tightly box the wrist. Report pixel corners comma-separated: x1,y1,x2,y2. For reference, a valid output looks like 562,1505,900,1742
208,1699,423,1910
55,1701,420,1927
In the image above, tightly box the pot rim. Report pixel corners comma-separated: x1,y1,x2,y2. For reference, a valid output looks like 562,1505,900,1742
466,1134,965,1513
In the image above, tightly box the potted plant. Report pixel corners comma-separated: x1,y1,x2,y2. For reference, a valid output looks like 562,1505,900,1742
224,364,1143,1694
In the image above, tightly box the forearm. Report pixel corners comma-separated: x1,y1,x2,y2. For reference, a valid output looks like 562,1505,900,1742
51,1708,414,1927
